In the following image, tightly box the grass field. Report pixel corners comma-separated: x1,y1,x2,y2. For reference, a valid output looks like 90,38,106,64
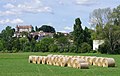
0,52,120,76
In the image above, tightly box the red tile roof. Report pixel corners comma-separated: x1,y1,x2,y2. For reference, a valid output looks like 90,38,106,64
16,25,32,29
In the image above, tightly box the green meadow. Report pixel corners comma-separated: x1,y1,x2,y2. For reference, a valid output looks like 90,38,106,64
0,52,120,76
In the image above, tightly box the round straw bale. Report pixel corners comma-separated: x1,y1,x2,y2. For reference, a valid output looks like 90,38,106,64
73,58,86,63
42,56,48,64
84,56,91,63
72,62,78,68
54,57,59,66
72,58,86,68
37,56,42,64
53,57,57,65
60,57,69,67
47,54,53,57
97,57,106,66
92,57,98,65
46,55,53,65
49,56,56,65
80,56,86,60
76,63,89,69
102,58,115,67
58,57,64,66
52,55,58,57
93,57,102,66
28,55,35,63
67,58,79,67
88,57,96,65
53,56,58,65
57,55,64,57
67,58,73,67
32,56,38,64
75,56,82,59
55,57,63,66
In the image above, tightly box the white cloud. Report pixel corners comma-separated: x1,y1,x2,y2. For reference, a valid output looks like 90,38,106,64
58,0,64,5
0,0,16,2
11,18,24,24
3,3,15,9
75,0,97,5
0,11,17,16
0,18,24,24
0,0,53,16
59,30,67,33
0,19,11,24
42,23,53,26
64,26,72,30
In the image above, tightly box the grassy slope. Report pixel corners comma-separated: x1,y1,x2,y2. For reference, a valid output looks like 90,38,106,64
0,52,120,76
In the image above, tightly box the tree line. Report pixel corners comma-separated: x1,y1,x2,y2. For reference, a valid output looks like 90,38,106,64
0,18,92,53
0,5,120,54
90,5,120,54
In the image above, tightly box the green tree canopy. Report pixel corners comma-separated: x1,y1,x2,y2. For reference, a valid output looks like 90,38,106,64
35,37,54,52
73,18,84,52
39,25,56,33
0,26,14,52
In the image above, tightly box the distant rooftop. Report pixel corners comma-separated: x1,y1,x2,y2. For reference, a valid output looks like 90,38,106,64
16,25,32,29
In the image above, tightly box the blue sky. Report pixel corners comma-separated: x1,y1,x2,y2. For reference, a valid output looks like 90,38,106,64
0,0,120,33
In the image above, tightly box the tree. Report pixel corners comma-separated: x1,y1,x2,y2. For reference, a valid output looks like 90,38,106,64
102,24,120,54
91,5,120,54
39,25,56,33
111,5,120,26
89,8,111,28
34,35,39,40
53,32,64,39
83,27,92,46
0,39,4,51
21,31,28,37
0,26,14,52
35,26,39,31
35,37,54,52
89,8,111,39
57,36,69,52
73,18,84,52
80,42,92,53
49,44,58,52
27,34,33,42
31,26,35,32
19,37,28,51
30,38,36,52
12,38,21,52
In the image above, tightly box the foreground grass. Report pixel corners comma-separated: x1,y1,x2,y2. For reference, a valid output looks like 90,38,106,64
0,52,120,76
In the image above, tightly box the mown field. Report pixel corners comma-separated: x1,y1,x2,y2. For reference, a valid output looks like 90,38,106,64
0,52,120,76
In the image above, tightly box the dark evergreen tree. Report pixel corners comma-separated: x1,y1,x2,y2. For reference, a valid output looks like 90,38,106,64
39,25,55,33
35,26,39,31
73,18,84,52
0,26,14,52
83,27,92,46
31,26,35,32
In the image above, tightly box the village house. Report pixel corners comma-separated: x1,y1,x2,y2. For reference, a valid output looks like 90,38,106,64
13,25,54,40
30,31,54,41
93,40,104,50
16,25,32,33
13,25,32,37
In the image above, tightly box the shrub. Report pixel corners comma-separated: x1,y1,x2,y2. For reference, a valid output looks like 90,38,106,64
69,45,76,53
98,43,108,54
80,42,92,53
49,44,58,52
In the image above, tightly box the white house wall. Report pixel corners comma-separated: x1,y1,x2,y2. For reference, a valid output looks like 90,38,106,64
93,40,104,50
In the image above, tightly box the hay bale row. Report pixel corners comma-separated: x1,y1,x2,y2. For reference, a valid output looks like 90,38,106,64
69,55,115,67
28,55,115,68
28,55,89,69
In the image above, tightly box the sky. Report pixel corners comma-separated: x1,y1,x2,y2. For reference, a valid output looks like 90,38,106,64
0,0,120,33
